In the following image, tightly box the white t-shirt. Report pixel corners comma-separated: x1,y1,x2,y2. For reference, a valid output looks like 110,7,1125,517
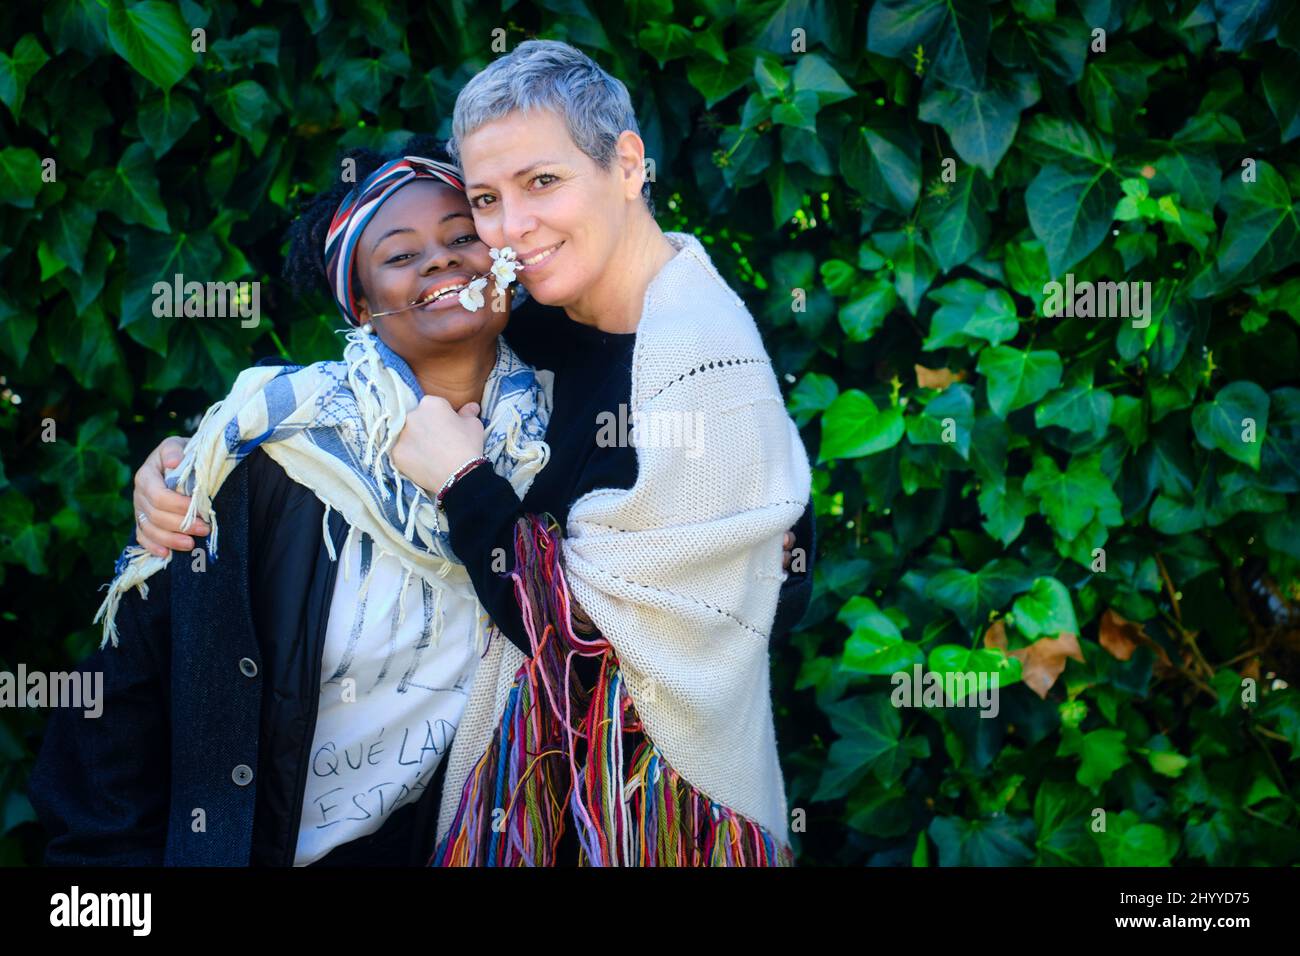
293,533,483,866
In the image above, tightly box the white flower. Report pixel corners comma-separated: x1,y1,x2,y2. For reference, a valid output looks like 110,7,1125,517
458,275,489,312
489,246,519,293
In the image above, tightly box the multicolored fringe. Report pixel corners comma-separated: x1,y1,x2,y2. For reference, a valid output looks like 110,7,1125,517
431,515,794,867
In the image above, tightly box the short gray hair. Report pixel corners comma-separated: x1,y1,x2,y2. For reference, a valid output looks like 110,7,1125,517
450,40,653,213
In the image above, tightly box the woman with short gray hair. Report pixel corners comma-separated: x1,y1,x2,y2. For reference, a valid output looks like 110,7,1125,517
394,39,816,866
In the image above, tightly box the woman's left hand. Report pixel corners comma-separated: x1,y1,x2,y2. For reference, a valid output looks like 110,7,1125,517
391,396,486,493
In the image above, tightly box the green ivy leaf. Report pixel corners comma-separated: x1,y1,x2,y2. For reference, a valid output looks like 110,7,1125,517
918,72,1039,177
1009,576,1079,638
636,22,693,67
866,0,948,60
788,372,839,426
39,200,96,274
1023,452,1123,540
1034,779,1103,865
1058,726,1129,791
928,814,1036,866
1026,162,1121,276
1153,147,1220,213
815,693,925,800
771,89,819,132
979,476,1033,544
1215,160,1300,286
838,277,896,341
210,79,277,156
856,125,921,215
82,142,170,231
332,52,408,115
780,125,832,175
1191,380,1270,469
1213,0,1281,52
790,53,854,106
120,228,221,354
1184,810,1235,865
753,55,790,100
1021,113,1112,167
819,389,905,461
43,0,110,56
106,0,196,92
977,346,1063,418
819,259,857,295
1095,809,1178,865
0,35,51,122
1078,52,1150,135
925,558,1032,628
0,147,43,208
1262,52,1300,143
875,228,937,314
44,300,125,390
868,0,989,90
909,382,975,459
686,47,757,107
209,26,280,69
138,90,200,157
843,613,923,675
923,278,1019,350
0,491,50,574
0,292,36,365
1022,17,1088,84
1034,368,1114,437
920,167,992,272
927,645,1022,697
40,411,131,515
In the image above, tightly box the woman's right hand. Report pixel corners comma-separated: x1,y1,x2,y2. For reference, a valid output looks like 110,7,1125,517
132,435,208,557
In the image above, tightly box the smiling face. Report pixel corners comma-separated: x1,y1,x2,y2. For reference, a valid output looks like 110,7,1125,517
459,108,643,309
353,180,508,355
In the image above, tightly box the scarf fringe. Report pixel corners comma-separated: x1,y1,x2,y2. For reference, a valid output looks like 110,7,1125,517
430,515,794,867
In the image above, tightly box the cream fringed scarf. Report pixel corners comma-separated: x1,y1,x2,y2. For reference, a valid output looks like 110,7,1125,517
94,330,552,650
434,232,812,858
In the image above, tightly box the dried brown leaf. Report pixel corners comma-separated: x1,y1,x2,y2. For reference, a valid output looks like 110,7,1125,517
915,364,967,390
1010,632,1085,699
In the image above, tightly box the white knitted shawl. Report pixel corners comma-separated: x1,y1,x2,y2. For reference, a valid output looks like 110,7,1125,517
436,232,812,848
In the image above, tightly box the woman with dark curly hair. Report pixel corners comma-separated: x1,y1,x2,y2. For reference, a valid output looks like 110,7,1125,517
30,136,558,866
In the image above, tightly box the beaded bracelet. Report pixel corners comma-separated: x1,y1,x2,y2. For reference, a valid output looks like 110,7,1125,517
435,455,490,508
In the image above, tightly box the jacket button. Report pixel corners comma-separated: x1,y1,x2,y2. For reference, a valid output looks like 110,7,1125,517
239,657,258,678
232,764,254,786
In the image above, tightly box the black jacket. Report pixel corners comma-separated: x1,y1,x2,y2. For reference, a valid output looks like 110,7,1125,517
30,449,446,866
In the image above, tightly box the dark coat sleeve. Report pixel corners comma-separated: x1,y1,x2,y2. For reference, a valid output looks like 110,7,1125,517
28,536,174,865
437,464,540,655
770,493,817,641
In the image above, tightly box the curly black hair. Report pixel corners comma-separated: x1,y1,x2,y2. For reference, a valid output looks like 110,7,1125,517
281,133,454,303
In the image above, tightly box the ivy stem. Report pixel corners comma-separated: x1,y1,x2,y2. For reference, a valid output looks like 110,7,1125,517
1154,553,1182,622
1219,645,1265,668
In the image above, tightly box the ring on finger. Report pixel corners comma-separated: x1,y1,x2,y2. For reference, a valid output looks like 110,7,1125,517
137,511,149,527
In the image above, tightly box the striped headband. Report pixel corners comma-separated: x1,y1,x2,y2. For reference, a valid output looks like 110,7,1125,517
323,155,466,326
